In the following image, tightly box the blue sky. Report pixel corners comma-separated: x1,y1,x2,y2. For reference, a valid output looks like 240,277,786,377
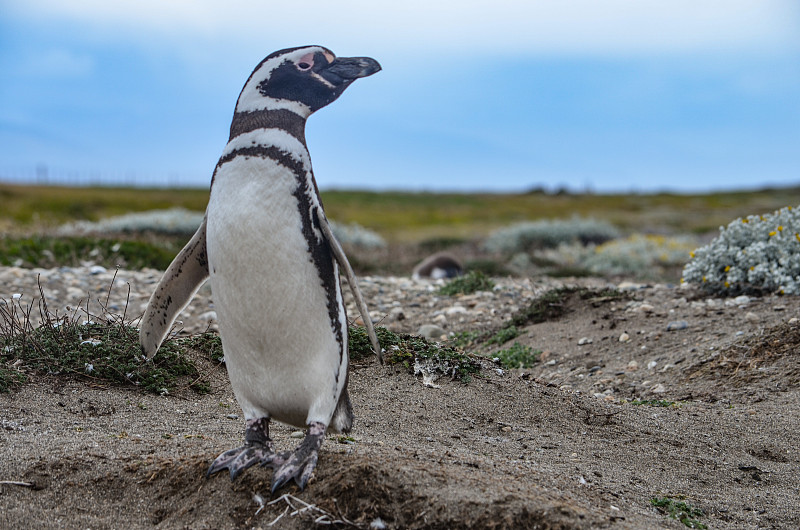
1,0,799,192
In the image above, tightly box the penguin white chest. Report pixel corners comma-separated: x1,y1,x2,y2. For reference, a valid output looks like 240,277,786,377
206,153,347,427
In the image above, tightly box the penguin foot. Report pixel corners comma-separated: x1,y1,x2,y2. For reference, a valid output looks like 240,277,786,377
207,417,275,481
270,421,326,493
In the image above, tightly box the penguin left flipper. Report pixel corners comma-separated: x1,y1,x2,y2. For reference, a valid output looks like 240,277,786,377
315,208,383,363
139,217,210,359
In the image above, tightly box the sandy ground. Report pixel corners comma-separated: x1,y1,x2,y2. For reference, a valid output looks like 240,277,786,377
1,268,799,529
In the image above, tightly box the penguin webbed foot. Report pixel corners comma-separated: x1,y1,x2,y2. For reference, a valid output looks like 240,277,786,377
270,421,326,494
207,417,275,481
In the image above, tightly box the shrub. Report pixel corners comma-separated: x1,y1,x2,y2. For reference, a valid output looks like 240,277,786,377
60,208,204,236
484,217,620,254
329,221,386,249
494,342,540,369
438,270,495,295
682,206,800,294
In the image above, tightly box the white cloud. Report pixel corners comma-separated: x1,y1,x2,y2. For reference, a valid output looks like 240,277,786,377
5,0,799,57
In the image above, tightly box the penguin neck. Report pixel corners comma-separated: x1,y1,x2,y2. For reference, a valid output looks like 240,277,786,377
228,109,308,147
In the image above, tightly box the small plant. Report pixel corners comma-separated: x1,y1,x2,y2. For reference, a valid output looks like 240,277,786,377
448,330,486,349
439,270,495,296
355,326,481,383
509,287,627,328
486,325,520,346
0,278,212,394
329,221,386,249
494,342,540,369
650,497,706,529
683,205,800,294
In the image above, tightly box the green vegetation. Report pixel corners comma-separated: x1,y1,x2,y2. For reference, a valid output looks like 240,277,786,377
5,183,800,242
509,287,627,328
0,236,183,270
650,497,706,529
349,325,481,382
486,325,520,346
439,271,495,296
448,330,487,349
494,342,540,369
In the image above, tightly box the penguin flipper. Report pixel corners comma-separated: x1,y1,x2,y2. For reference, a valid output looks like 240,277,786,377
315,209,383,363
139,217,210,359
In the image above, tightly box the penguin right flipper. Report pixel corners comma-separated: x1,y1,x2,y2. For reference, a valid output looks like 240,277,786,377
139,217,210,359
315,208,383,363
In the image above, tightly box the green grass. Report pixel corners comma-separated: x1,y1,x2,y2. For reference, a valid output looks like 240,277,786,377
439,271,495,296
0,235,183,270
486,325,520,346
650,497,707,529
5,183,800,242
509,287,627,328
349,325,481,383
494,342,540,369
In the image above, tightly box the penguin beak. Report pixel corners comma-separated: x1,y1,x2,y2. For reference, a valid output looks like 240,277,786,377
321,57,381,86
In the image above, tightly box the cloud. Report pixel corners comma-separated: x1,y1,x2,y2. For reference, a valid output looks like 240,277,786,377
5,0,799,57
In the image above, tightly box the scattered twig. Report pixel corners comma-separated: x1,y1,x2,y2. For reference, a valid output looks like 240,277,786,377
265,493,361,527
0,480,34,488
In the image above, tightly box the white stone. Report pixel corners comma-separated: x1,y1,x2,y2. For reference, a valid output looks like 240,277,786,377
578,337,593,345
619,332,631,343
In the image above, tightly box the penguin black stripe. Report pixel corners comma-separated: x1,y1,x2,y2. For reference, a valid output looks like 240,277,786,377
228,109,306,144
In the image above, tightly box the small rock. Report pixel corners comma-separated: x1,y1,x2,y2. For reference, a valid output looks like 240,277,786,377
89,265,107,275
578,337,593,345
789,317,799,324
290,431,304,439
199,311,217,321
226,414,239,420
647,360,657,370
370,518,388,530
637,303,655,313
445,305,468,316
418,324,447,341
745,312,759,324
666,320,688,331
733,295,751,306
651,383,666,394
387,307,405,321
619,332,631,343
626,360,639,371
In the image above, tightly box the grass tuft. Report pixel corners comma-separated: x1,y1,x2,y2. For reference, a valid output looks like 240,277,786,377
650,497,706,529
350,325,481,383
494,342,540,369
0,276,213,394
438,270,495,296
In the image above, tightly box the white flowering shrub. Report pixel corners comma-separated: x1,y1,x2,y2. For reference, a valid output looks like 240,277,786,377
484,217,620,254
542,235,696,277
60,208,204,236
683,206,800,294
329,221,386,249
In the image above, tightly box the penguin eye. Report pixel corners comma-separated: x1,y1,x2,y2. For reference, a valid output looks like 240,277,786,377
297,62,312,71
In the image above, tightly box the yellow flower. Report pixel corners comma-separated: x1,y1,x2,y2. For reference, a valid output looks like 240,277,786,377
742,218,749,224
724,265,731,272
702,276,707,282
769,231,777,237
778,225,784,232
724,281,730,288
795,232,800,242
689,251,695,258
750,266,755,271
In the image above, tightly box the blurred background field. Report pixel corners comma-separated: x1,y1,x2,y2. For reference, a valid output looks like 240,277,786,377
3,182,800,283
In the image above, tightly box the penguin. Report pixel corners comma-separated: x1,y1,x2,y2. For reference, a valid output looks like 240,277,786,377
412,251,464,280
138,45,381,492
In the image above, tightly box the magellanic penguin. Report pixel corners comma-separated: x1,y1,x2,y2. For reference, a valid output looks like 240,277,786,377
138,45,382,492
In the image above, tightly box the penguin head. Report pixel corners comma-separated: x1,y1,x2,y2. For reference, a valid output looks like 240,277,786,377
235,46,381,117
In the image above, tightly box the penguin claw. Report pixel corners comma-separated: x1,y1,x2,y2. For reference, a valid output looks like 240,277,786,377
269,421,326,494
206,444,275,481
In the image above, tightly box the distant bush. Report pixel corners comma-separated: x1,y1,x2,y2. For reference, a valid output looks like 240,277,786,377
329,221,386,249
60,208,204,236
439,270,495,295
683,205,800,294
484,217,620,254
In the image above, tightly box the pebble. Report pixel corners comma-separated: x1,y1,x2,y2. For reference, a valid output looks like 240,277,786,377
626,360,639,371
226,414,239,420
578,337,593,345
651,383,666,394
290,431,304,439
618,332,631,343
745,312,760,324
666,320,688,331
